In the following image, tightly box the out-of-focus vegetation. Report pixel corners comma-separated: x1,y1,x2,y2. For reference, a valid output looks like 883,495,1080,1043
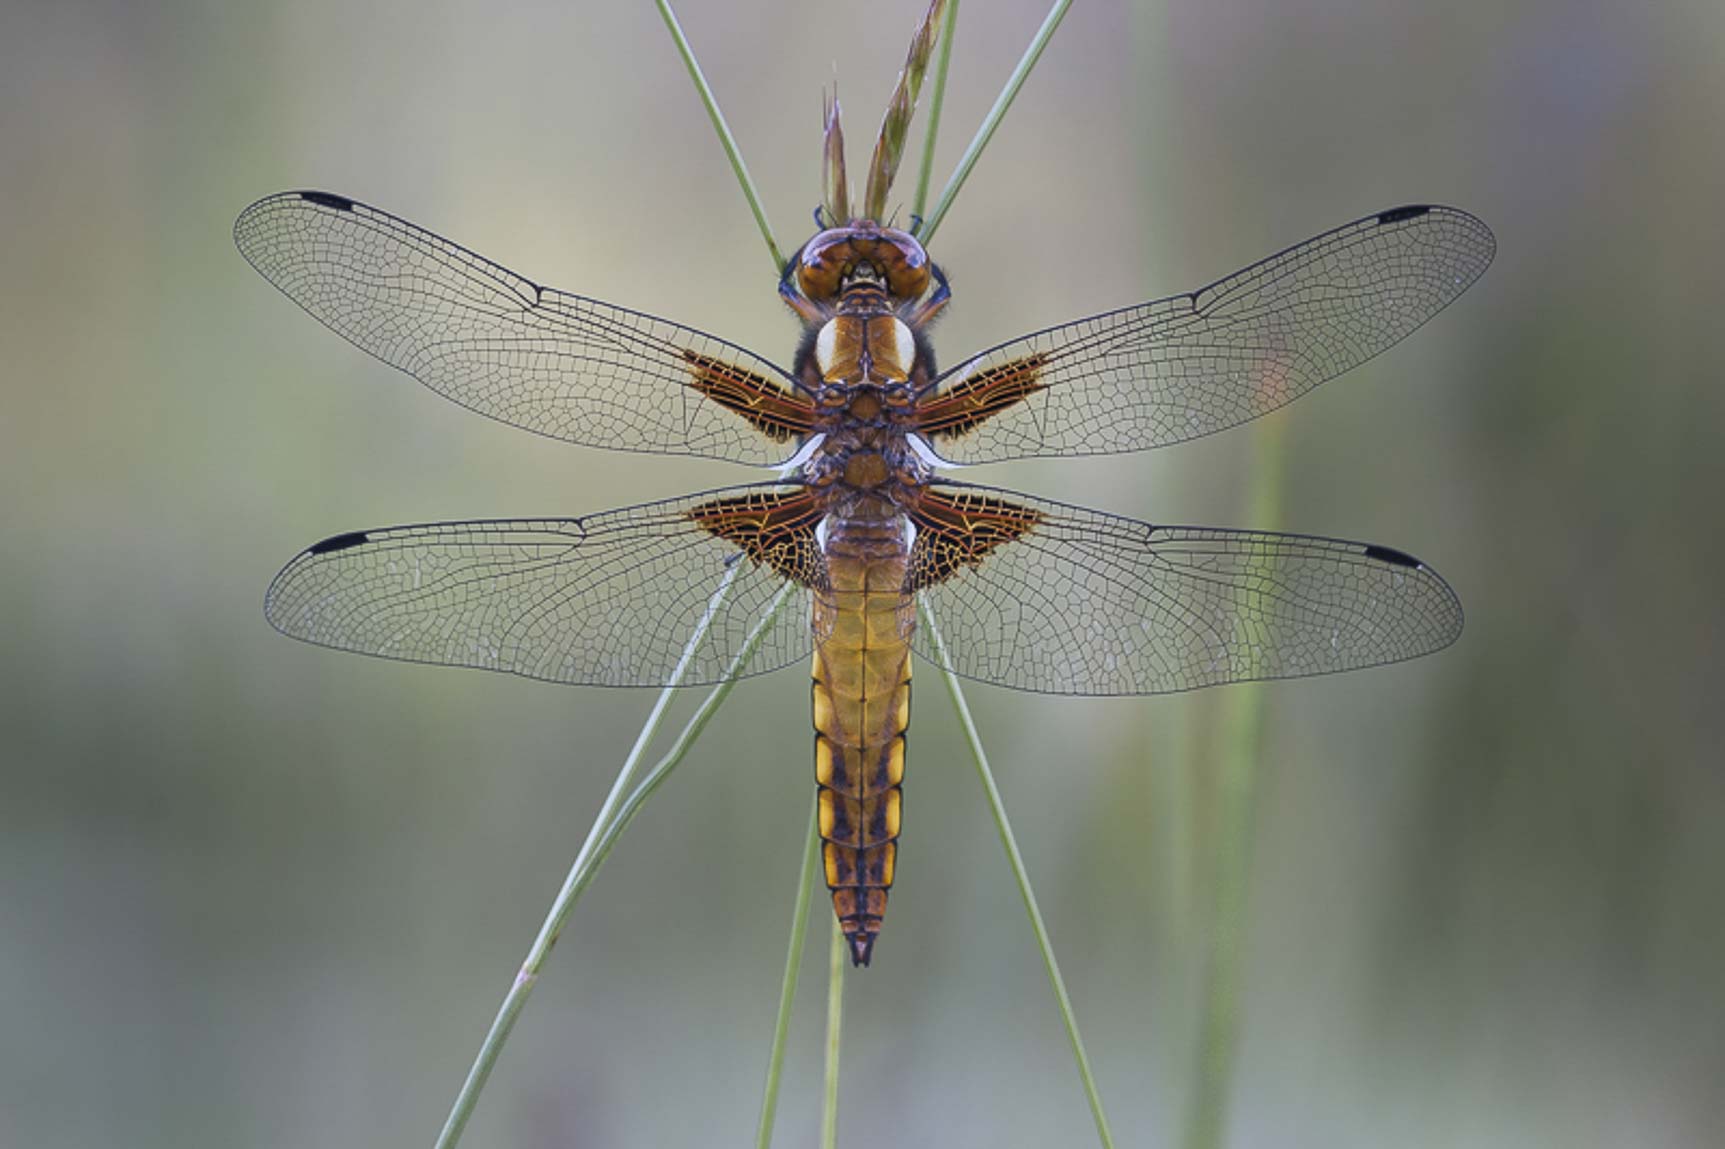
3,2,1721,1146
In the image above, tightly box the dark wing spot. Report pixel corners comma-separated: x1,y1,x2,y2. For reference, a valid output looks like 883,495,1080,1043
1375,205,1431,226
308,530,370,555
1364,543,1421,569
299,191,356,212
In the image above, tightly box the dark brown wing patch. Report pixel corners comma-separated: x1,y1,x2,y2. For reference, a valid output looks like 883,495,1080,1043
683,351,819,443
907,487,1043,588
686,487,829,589
912,354,1047,439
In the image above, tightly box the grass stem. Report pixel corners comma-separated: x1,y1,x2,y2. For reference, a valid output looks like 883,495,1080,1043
433,572,789,1148
919,599,1117,1149
911,0,960,224
754,796,823,1149
1183,417,1285,1149
915,0,1071,244
821,916,846,1149
653,0,787,273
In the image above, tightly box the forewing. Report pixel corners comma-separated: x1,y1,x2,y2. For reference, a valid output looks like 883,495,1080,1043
234,191,814,465
265,485,824,688
920,205,1494,462
908,484,1462,695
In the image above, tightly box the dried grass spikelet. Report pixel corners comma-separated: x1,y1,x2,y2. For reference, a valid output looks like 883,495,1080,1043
822,89,851,228
862,0,948,222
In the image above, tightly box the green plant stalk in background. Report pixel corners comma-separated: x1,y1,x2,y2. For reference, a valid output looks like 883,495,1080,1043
654,0,786,273
753,797,823,1149
908,12,1117,1140
822,917,846,1149
915,0,1072,244
1184,417,1285,1149
433,574,791,1149
911,0,959,223
920,600,1119,1149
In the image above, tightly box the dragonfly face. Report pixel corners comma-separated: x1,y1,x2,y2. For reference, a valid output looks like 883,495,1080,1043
793,221,932,303
236,189,1493,965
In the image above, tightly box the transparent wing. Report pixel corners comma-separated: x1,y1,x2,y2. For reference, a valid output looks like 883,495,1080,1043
234,191,814,466
920,205,1494,462
908,483,1463,695
264,485,825,688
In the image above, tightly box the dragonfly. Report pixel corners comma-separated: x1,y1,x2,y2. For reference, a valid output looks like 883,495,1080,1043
235,184,1492,966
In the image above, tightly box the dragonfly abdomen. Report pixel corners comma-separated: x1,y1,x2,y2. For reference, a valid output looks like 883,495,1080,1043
811,545,912,967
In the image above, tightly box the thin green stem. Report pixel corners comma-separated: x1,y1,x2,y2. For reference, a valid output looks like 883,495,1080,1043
862,0,948,222
434,570,784,1149
915,0,1071,244
754,796,824,1149
918,599,1117,1149
820,916,845,1149
911,0,959,223
1184,418,1284,1149
572,582,798,906
654,0,786,273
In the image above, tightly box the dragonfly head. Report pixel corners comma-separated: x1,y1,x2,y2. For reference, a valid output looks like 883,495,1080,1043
794,221,931,304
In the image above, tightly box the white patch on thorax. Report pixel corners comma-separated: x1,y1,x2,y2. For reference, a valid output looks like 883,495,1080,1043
814,321,840,378
890,317,915,374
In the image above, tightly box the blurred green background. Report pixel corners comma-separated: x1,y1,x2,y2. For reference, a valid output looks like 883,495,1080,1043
4,1,1722,1146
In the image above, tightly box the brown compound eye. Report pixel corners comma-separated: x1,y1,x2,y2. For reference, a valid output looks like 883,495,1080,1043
818,385,849,408
875,229,931,299
889,263,930,299
795,226,936,302
883,384,913,408
795,229,857,302
797,258,842,302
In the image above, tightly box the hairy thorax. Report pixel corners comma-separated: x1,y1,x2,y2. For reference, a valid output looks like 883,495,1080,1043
796,279,938,530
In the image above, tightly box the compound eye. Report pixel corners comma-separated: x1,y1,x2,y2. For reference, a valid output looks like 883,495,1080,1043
797,255,841,301
883,383,913,407
818,386,848,408
890,263,931,299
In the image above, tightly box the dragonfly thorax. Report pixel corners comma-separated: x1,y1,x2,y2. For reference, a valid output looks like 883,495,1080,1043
812,312,917,389
800,430,930,494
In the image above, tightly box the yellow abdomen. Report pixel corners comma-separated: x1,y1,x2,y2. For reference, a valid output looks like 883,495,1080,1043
812,550,912,966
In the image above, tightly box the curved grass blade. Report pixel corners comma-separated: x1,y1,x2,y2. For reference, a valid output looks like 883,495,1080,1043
917,0,1071,244
654,0,786,272
821,916,846,1149
911,0,960,223
754,797,823,1149
920,597,1118,1149
434,575,794,1148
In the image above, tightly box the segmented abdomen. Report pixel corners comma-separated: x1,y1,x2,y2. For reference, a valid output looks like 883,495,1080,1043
812,549,912,967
